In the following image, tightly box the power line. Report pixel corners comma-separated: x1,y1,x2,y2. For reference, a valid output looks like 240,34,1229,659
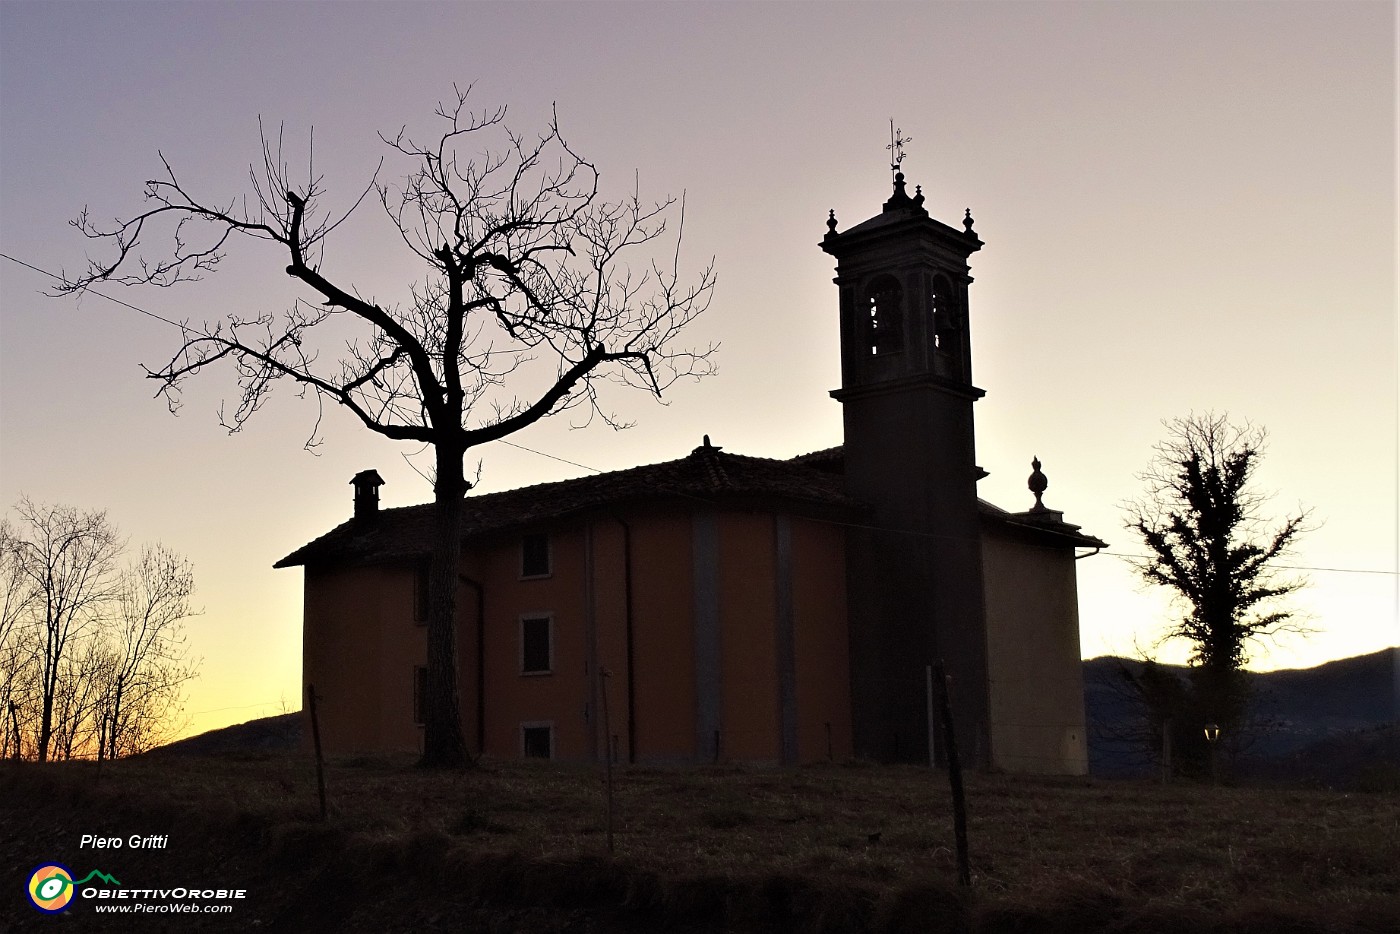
0,251,187,331
495,441,1400,577
498,439,604,474
8,251,1395,580
1102,551,1397,577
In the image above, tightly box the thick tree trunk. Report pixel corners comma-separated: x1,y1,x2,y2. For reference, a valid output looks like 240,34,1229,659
109,674,125,760
419,442,473,768
38,664,55,763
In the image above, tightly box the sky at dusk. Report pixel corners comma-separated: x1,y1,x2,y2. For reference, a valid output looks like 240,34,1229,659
1,1,1395,740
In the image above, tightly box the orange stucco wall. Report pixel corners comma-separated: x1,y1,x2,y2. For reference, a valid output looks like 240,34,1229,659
302,563,427,755
716,512,779,761
300,505,853,764
587,521,630,761
627,510,697,761
791,517,853,762
479,524,587,759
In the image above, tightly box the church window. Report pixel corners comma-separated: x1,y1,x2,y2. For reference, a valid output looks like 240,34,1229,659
521,533,551,578
521,614,553,674
865,275,904,355
522,722,553,759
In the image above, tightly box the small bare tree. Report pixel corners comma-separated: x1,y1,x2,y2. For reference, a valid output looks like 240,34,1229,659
0,523,36,756
0,523,37,758
1124,413,1311,758
2,503,200,761
101,544,199,757
0,521,35,655
49,636,110,761
59,87,715,767
8,500,124,762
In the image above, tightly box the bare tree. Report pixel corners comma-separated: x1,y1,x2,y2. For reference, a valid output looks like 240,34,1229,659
0,522,37,758
2,504,200,761
7,500,124,761
49,635,110,761
1124,413,1311,749
0,521,35,653
59,87,716,767
101,544,199,757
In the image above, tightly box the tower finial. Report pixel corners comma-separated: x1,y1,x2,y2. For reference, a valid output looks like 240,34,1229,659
886,118,911,181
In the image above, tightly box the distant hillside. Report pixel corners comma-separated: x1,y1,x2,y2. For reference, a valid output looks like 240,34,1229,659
146,712,302,757
1254,650,1397,725
1084,648,1399,787
150,650,1397,788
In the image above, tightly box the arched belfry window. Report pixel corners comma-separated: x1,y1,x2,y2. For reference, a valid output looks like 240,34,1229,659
865,275,904,356
931,276,956,353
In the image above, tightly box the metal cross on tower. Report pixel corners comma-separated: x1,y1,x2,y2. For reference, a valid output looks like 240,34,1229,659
887,119,912,179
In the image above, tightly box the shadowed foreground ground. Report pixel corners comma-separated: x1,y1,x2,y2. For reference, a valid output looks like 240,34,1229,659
2,753,1396,932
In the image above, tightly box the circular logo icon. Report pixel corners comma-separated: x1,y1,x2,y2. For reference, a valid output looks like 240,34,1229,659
27,864,76,913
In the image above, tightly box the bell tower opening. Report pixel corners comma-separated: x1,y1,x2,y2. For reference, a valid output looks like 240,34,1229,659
929,273,969,380
865,274,905,356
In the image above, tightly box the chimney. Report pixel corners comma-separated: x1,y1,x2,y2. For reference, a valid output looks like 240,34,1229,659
351,470,385,521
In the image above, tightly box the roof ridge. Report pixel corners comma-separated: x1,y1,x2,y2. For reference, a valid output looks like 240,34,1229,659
789,445,844,463
275,442,864,569
379,445,844,511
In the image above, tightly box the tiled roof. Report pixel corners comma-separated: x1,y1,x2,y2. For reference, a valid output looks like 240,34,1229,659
275,440,1105,569
274,440,861,569
787,446,844,473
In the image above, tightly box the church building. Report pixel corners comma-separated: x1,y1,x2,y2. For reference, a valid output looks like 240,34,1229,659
276,166,1106,774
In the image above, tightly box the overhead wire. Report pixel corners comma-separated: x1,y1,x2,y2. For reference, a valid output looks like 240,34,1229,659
5,250,1396,578
495,437,1398,577
0,251,188,331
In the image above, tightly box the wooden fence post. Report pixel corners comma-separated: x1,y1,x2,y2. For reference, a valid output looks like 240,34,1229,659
1162,717,1173,785
934,659,971,888
599,667,616,856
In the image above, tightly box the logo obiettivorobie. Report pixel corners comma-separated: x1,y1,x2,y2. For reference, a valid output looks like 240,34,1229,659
26,864,120,913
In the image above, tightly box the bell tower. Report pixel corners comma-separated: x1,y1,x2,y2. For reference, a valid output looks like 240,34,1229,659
821,152,990,763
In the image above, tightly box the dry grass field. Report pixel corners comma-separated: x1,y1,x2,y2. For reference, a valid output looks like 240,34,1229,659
3,752,1397,932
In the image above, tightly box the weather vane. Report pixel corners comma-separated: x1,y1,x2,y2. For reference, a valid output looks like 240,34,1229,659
887,119,911,180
